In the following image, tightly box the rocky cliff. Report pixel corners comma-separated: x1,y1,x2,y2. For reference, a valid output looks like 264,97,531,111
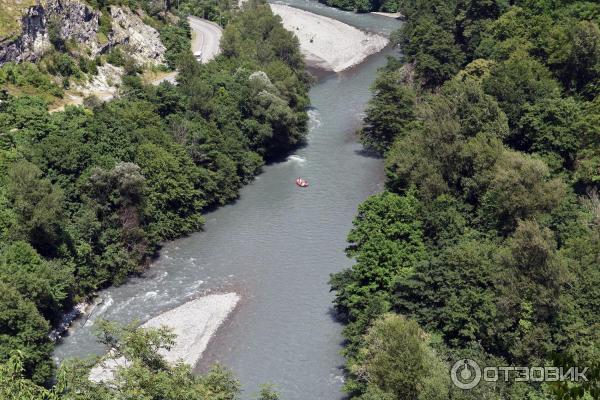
47,0,100,52
109,6,166,65
0,4,50,63
0,0,165,66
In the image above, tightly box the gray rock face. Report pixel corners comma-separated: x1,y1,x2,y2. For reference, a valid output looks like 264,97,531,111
0,5,50,63
0,0,165,66
47,0,100,46
108,6,166,66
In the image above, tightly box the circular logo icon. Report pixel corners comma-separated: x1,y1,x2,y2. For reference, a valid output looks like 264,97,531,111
451,359,481,389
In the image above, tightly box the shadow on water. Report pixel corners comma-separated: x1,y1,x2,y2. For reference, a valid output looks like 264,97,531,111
354,148,382,159
307,66,337,81
263,139,310,164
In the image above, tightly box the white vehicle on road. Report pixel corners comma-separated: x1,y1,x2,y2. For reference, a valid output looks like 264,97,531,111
189,17,223,64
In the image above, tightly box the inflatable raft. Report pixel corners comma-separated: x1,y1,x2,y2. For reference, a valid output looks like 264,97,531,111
295,178,309,187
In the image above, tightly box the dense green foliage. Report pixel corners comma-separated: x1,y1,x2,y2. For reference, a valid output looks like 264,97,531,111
0,63,64,97
318,0,400,13
0,322,279,399
159,19,193,69
0,0,308,389
352,314,450,400
334,0,600,399
1,0,233,103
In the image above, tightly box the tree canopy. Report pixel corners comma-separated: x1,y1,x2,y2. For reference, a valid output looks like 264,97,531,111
0,0,308,389
333,0,600,398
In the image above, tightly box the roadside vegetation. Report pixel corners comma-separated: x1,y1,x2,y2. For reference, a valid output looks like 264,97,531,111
0,0,307,395
332,0,600,399
0,0,234,105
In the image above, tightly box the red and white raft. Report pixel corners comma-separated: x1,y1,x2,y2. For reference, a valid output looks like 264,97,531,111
295,178,309,188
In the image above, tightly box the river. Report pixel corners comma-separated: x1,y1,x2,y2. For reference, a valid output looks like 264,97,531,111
53,3,400,399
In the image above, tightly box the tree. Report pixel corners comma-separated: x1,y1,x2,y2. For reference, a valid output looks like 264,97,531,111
58,321,242,400
255,384,280,400
474,6,552,61
441,77,509,140
419,194,468,247
456,0,507,56
352,314,449,400
518,96,584,169
0,241,72,321
395,236,501,348
331,191,426,322
483,51,560,135
338,1,600,399
361,70,417,154
5,160,65,256
136,143,205,242
399,16,466,88
574,97,600,188
479,150,566,233
159,20,192,69
330,191,428,361
0,3,312,396
0,353,58,400
455,58,495,83
0,282,54,384
493,220,571,363
547,20,600,97
574,148,600,189
384,82,507,202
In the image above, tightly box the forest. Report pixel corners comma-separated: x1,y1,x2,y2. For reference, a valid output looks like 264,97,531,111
331,0,600,399
0,0,306,397
318,0,400,15
2,0,600,397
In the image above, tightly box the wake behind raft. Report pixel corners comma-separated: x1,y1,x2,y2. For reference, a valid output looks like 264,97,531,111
295,178,309,188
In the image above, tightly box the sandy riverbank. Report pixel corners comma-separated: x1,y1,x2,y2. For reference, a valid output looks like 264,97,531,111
371,11,403,18
270,4,388,72
89,292,240,382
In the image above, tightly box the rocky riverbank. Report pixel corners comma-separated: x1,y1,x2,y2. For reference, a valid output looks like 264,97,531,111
89,293,240,383
270,3,388,72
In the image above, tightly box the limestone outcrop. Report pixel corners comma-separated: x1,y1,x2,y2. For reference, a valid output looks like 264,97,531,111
0,0,165,66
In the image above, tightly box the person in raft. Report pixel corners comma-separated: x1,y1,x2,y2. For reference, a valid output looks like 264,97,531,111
296,178,309,187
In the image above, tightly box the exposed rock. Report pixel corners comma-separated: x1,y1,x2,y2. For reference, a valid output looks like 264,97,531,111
49,64,124,112
270,4,389,72
47,0,99,47
51,63,123,112
49,301,91,341
108,6,166,66
0,5,50,63
0,0,165,66
77,63,123,96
